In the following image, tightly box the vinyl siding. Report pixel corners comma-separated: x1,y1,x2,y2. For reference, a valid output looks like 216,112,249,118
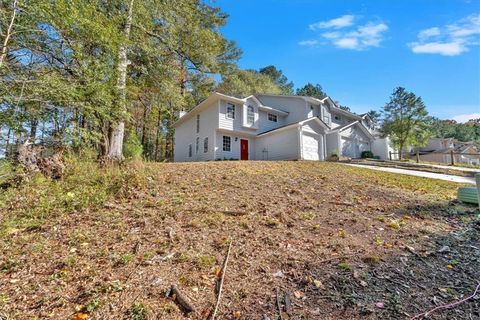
257,110,286,134
256,95,310,125
255,126,300,160
173,101,218,162
215,131,255,160
218,99,258,135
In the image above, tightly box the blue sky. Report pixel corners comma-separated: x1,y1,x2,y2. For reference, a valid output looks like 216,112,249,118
216,0,480,122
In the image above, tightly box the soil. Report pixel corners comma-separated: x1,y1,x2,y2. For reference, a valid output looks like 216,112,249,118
0,161,479,319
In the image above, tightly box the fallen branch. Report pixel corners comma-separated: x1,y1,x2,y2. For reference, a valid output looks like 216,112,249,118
276,288,283,320
211,239,233,320
410,282,480,320
318,254,356,264
166,285,195,313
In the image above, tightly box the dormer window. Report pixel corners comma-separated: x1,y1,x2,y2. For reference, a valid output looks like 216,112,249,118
268,113,277,122
247,106,254,125
226,103,235,119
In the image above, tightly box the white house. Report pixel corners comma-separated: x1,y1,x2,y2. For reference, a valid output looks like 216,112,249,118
173,92,394,162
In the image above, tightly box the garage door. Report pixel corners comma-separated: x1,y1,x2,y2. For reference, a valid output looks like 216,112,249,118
302,133,321,160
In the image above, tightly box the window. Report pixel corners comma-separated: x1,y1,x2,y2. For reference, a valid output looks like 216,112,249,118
310,105,314,110
196,137,199,154
247,106,254,125
226,103,235,119
188,144,192,157
268,113,277,122
334,115,341,121
222,136,231,152
204,137,208,153
196,114,200,133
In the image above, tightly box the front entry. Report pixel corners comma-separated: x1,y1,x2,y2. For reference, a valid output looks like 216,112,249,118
240,139,249,160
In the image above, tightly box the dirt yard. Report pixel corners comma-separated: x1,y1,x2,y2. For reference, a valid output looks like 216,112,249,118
0,161,478,319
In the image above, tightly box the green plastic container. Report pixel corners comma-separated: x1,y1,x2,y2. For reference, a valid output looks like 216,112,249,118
458,187,479,205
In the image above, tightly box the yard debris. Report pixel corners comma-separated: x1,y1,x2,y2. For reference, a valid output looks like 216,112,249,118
211,239,233,320
1,161,478,319
166,284,196,313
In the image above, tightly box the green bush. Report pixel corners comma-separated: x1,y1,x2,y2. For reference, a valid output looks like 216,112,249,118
361,151,374,158
123,131,143,159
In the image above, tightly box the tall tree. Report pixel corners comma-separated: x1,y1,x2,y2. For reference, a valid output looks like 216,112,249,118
107,0,134,161
296,83,327,99
258,65,294,95
379,87,431,159
216,69,281,97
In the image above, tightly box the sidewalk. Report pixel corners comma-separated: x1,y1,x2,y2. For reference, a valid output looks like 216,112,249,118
344,163,476,184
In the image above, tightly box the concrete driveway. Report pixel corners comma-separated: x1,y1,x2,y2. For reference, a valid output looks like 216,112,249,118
345,163,476,184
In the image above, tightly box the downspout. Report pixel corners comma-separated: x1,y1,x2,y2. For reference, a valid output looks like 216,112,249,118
298,125,303,160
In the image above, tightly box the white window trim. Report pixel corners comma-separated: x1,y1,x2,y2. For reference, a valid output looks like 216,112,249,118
247,105,254,125
222,135,231,152
226,103,235,119
268,113,278,122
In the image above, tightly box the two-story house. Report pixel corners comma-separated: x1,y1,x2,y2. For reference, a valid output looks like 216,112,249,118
173,92,392,162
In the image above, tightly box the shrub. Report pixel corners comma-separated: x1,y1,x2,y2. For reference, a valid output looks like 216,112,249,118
361,151,374,158
123,131,143,159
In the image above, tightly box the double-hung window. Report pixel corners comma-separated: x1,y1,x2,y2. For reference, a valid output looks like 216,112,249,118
195,137,199,154
196,114,200,133
226,103,235,119
247,106,254,125
268,113,277,122
188,144,192,157
222,136,231,152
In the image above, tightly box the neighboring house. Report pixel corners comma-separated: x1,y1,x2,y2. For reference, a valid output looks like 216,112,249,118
412,138,480,165
173,92,394,162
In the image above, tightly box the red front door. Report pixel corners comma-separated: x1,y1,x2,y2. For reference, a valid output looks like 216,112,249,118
240,139,249,160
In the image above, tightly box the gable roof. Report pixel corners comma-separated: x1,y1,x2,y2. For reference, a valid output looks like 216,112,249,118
173,92,288,127
330,120,375,140
257,117,330,137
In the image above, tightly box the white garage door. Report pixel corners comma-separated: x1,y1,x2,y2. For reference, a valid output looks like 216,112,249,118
302,133,321,160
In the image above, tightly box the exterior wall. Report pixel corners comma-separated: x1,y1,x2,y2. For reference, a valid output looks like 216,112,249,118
255,127,300,160
257,110,286,134
215,131,255,160
174,102,217,162
218,99,258,135
339,125,372,158
256,95,311,125
372,137,397,160
326,132,340,157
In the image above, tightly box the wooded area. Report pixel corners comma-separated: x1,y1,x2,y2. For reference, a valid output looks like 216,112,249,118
1,1,479,164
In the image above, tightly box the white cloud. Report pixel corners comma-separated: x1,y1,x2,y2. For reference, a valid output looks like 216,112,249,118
453,113,480,123
302,15,388,50
298,39,319,47
418,27,441,40
409,13,480,56
410,41,467,56
334,37,359,49
309,15,355,30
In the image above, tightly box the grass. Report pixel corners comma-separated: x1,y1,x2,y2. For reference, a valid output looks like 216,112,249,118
0,157,475,319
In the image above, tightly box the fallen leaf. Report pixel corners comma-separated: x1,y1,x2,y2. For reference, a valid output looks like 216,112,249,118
73,312,88,320
294,291,305,299
375,302,384,309
233,310,241,318
313,279,324,289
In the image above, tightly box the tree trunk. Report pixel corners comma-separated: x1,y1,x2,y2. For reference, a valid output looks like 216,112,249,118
0,0,17,69
107,0,134,161
30,119,38,141
399,143,403,160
